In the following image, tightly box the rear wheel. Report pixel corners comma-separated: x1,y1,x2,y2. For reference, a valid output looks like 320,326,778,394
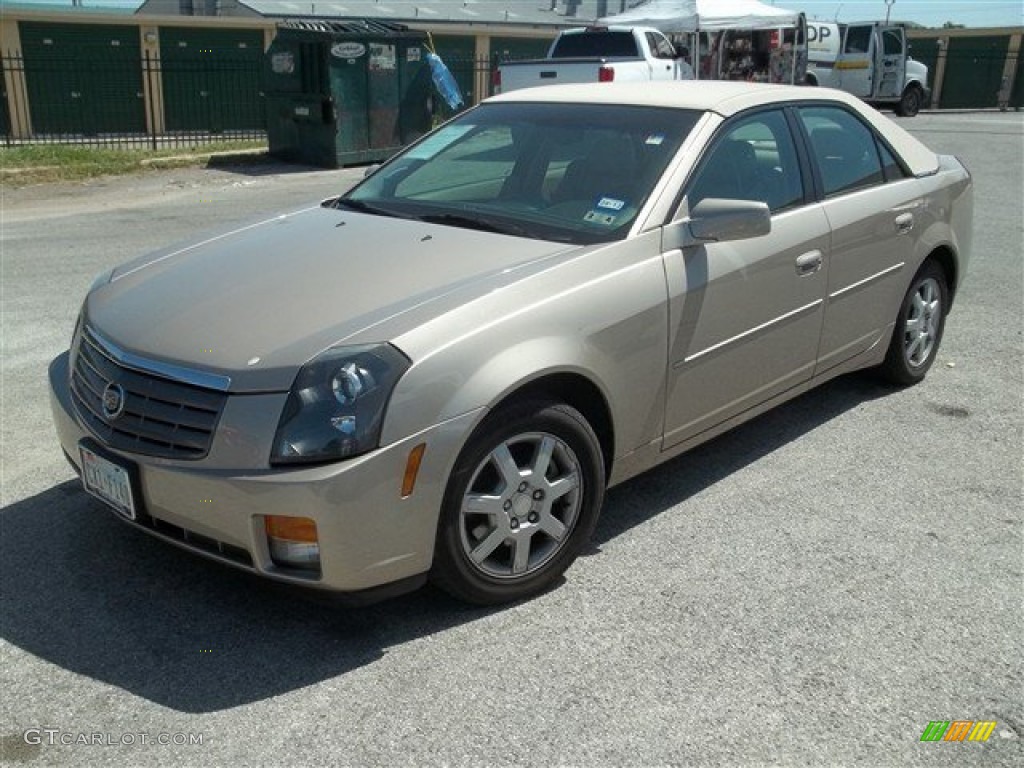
896,85,923,117
431,400,605,605
879,260,948,386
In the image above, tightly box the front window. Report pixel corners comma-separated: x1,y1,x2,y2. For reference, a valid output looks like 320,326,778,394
344,102,700,245
686,110,805,214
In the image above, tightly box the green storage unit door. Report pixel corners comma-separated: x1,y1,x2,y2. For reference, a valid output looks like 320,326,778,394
907,36,942,94
159,27,264,132
941,35,1010,108
19,22,144,135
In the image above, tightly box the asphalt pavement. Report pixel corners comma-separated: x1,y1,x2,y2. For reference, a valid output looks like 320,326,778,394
0,112,1021,767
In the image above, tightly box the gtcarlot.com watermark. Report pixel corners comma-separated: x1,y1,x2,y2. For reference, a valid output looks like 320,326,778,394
23,728,204,747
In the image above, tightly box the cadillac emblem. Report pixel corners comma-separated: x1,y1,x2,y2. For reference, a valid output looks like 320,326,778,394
101,382,126,420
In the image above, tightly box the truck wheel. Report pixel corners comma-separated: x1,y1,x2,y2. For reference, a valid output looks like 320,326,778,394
896,85,923,117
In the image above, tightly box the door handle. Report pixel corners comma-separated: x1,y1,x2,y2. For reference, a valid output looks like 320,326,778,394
795,250,823,276
894,212,914,234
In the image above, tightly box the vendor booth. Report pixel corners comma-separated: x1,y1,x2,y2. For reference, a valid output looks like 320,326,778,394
601,0,808,84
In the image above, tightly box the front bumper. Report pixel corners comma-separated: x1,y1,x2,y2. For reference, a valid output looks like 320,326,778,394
49,351,481,595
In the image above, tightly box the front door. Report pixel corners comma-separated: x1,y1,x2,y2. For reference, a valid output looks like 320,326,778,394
662,109,829,449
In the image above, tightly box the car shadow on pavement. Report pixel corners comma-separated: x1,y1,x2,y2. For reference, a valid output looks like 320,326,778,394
0,374,889,714
593,373,890,546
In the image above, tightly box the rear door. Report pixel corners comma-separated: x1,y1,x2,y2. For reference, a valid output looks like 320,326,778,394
796,104,919,373
875,26,907,100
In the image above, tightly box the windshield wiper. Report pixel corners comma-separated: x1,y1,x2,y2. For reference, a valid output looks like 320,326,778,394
417,212,532,238
330,198,410,219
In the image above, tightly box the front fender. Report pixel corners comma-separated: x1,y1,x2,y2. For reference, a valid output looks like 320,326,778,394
382,231,670,462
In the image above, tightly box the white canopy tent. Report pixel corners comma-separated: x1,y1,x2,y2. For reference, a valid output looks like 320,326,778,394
600,0,807,83
600,0,802,31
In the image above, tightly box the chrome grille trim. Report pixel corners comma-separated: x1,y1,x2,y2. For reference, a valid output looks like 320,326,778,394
71,326,228,460
84,326,231,392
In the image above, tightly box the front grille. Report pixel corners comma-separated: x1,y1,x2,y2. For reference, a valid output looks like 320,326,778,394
70,326,227,460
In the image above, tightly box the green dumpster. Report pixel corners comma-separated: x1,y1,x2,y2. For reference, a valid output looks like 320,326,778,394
265,20,432,168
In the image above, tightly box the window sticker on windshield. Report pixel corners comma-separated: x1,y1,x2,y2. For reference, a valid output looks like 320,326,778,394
584,196,628,226
645,134,665,145
404,124,475,160
596,196,626,212
584,210,618,226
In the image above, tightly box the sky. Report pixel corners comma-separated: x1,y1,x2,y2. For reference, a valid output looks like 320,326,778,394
785,0,1024,28
2,0,1023,29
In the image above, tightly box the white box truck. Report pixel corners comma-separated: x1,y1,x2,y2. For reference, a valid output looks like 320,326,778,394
806,22,930,116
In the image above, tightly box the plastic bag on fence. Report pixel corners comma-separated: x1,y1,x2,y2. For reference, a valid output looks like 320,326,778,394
426,52,464,111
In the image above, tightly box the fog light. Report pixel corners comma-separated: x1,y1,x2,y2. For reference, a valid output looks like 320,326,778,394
264,515,320,571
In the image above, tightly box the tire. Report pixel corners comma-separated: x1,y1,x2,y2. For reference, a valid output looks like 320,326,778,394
431,399,605,605
878,260,948,386
896,85,922,117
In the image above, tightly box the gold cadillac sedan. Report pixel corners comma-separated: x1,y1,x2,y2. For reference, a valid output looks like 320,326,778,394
49,82,973,605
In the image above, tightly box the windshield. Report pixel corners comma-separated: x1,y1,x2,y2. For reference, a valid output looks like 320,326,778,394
343,102,701,245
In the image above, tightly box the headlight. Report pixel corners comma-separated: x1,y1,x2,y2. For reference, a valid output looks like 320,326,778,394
270,344,410,465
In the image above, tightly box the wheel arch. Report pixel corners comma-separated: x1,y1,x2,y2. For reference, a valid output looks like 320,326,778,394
487,371,616,482
926,245,959,309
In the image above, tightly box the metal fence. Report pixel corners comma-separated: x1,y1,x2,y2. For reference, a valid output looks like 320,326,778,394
2,51,268,149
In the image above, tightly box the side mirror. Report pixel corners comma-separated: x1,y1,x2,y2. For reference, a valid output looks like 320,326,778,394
663,198,771,251
363,163,381,178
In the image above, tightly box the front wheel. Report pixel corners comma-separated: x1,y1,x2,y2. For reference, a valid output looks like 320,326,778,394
896,85,923,117
878,260,948,386
431,400,605,605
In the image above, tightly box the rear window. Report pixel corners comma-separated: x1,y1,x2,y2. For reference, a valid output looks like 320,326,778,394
550,31,639,58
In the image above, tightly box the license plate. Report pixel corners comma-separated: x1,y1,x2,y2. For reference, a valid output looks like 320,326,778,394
80,446,136,520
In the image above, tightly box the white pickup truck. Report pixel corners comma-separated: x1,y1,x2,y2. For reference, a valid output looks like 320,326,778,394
494,26,693,94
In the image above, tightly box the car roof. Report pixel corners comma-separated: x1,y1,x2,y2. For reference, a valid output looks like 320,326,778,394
487,81,939,176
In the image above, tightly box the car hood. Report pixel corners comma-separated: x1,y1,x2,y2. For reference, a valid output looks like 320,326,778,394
86,205,577,392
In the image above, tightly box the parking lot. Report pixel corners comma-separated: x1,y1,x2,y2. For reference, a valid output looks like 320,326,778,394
1,112,1021,766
